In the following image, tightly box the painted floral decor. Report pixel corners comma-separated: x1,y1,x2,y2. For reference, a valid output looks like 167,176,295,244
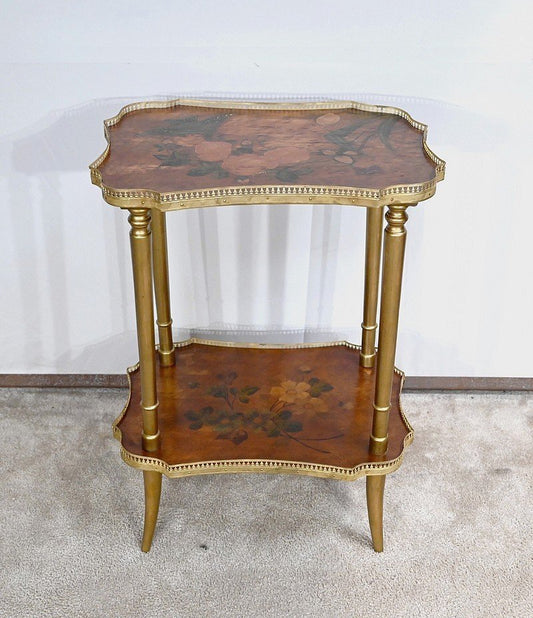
183,369,342,453
117,343,408,469
99,105,437,193
145,110,406,184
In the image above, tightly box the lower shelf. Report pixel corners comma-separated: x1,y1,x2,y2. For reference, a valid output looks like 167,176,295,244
113,339,413,480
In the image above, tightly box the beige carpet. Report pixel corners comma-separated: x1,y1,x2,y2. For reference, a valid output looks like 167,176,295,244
0,388,531,617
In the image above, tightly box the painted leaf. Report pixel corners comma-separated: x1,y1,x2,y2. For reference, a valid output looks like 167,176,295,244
284,420,303,433
187,167,212,176
378,116,397,151
275,168,299,182
209,386,227,398
233,145,254,155
353,165,382,175
214,423,234,435
308,378,334,397
154,151,190,167
202,407,223,426
144,114,231,138
187,161,220,176
231,430,248,445
241,386,259,396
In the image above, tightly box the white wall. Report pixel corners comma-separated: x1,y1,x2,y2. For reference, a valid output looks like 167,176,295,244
1,0,532,376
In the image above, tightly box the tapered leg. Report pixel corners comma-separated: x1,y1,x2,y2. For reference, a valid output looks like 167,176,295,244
370,204,409,456
366,475,385,552
128,208,161,551
151,209,175,367
141,470,162,552
360,206,384,368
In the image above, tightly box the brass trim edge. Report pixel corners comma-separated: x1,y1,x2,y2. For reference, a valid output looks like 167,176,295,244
111,339,413,481
89,98,445,210
173,337,361,350
111,361,137,436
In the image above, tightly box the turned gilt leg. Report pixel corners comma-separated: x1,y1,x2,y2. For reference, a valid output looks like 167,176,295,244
360,206,384,368
129,207,162,552
151,209,175,367
367,204,409,551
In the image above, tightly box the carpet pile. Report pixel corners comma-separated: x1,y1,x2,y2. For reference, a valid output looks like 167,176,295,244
0,389,531,617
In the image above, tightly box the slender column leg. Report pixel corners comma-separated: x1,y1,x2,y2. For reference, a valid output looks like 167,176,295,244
151,209,175,367
370,204,408,456
141,470,162,552
366,204,408,551
366,475,385,552
360,206,384,368
128,208,162,552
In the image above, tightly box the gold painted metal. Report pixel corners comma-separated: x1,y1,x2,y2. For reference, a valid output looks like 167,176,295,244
89,98,446,211
151,209,175,366
360,206,384,368
141,470,162,552
128,208,159,451
117,433,410,481
366,474,385,552
370,205,409,455
111,338,413,481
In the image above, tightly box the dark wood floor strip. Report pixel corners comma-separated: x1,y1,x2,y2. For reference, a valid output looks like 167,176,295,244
403,376,533,392
0,374,531,391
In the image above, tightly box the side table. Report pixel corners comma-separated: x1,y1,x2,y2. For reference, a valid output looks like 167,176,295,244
90,99,445,552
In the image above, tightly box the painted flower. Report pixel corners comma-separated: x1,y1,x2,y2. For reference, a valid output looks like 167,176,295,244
270,380,310,403
218,115,262,136
334,155,353,164
221,154,267,176
263,146,310,168
174,135,205,147
316,113,340,126
195,140,233,161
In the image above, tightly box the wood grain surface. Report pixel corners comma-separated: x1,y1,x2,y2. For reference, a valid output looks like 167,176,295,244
117,343,408,469
97,105,438,195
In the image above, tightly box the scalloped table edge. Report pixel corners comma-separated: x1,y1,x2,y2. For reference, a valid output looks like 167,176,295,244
90,98,445,210
111,338,414,481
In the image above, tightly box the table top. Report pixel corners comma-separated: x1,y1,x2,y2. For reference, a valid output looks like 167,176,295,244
114,340,411,479
90,99,445,210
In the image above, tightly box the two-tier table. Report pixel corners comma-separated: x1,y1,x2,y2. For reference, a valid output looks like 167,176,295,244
90,99,445,552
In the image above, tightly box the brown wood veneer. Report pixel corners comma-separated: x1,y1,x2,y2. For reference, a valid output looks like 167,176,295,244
115,342,410,477
91,100,444,208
